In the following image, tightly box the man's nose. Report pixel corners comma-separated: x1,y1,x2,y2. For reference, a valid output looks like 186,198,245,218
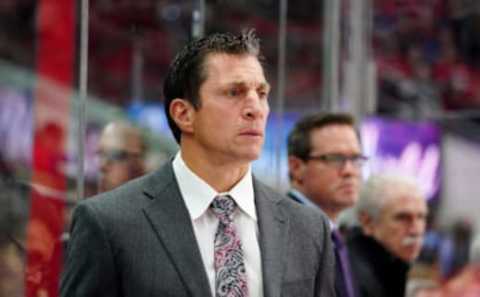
409,217,426,235
340,158,359,176
243,91,267,119
98,155,110,172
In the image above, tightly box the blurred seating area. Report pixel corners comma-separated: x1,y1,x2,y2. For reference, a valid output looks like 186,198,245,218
2,1,480,115
373,0,480,116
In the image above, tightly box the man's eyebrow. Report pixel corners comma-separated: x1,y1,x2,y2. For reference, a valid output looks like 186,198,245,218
226,80,270,88
259,82,271,90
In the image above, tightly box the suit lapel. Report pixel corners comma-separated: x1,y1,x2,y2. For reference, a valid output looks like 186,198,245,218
142,164,212,297
254,179,289,297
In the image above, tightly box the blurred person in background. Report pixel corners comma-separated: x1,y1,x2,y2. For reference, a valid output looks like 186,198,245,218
0,181,28,297
96,121,147,193
442,232,480,297
0,179,66,297
347,173,428,297
287,112,364,297
405,262,444,297
439,220,473,278
405,279,443,297
0,155,13,182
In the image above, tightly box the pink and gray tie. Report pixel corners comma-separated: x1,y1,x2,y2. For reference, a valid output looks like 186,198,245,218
210,195,249,297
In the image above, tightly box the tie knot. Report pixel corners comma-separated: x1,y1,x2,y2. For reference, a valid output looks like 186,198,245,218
210,195,237,223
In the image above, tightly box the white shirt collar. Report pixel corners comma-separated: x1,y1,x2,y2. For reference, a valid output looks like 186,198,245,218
172,152,257,222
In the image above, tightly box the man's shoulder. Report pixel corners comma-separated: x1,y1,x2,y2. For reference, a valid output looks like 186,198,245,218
79,164,174,215
253,179,329,226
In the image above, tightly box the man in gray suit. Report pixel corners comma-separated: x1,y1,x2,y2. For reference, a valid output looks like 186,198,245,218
60,30,336,297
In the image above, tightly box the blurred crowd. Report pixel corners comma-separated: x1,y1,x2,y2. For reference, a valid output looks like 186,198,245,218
373,0,480,116
2,0,479,114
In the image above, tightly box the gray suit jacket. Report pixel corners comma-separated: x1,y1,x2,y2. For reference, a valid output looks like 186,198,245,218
60,162,336,297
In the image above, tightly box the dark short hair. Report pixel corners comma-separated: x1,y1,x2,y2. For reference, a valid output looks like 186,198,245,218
287,112,356,160
163,29,263,143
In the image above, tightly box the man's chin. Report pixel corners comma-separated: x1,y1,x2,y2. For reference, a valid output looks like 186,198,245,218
234,148,262,162
399,248,422,262
336,193,358,208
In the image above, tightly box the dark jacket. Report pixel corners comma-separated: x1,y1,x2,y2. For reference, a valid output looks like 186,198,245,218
346,227,410,297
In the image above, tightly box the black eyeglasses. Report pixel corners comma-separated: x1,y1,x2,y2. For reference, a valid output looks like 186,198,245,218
97,150,143,162
306,153,368,168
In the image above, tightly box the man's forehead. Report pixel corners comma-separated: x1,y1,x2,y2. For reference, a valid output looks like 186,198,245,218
385,195,427,214
312,124,356,138
310,125,359,151
204,53,266,78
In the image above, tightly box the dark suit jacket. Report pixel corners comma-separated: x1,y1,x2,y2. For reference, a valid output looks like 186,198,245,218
346,227,409,297
60,163,336,297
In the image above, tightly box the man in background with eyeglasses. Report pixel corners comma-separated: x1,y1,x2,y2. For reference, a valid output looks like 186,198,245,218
97,121,147,193
287,112,365,297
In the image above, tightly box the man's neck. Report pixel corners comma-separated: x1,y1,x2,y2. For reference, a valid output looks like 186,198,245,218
180,147,250,193
325,210,339,223
291,185,339,222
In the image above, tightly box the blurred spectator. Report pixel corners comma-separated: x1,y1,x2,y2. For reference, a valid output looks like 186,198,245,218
0,154,13,182
287,112,363,297
24,181,69,297
406,261,444,297
287,112,362,220
0,181,29,297
97,121,147,193
439,220,474,278
347,173,428,297
441,232,480,297
406,279,443,297
0,179,69,297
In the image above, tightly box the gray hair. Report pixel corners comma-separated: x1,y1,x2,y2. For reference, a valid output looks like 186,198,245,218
101,121,147,154
356,173,423,221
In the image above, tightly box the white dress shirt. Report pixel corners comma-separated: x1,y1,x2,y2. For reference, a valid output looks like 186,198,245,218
172,153,263,297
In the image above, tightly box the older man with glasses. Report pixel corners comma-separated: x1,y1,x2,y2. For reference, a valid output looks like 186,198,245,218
287,112,365,297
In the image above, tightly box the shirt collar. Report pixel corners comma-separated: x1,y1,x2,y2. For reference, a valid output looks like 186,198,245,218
172,152,257,222
289,188,318,208
289,188,335,229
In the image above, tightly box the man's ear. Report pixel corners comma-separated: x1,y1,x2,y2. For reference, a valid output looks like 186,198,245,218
169,98,195,135
359,211,375,236
288,156,306,185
